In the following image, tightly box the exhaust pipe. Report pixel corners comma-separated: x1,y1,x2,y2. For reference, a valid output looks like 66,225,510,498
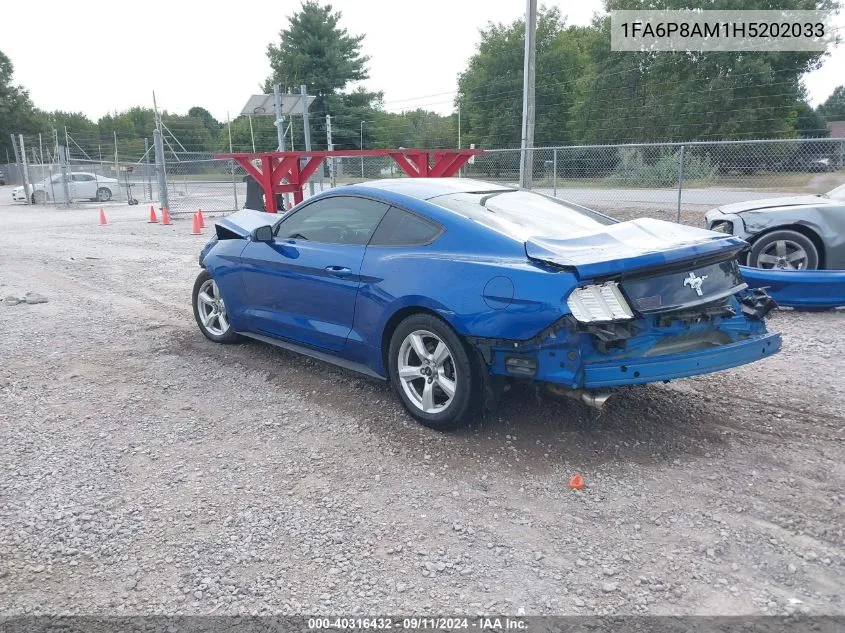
546,385,613,411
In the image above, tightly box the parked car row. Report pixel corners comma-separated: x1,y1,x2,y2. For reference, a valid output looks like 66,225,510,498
11,172,120,204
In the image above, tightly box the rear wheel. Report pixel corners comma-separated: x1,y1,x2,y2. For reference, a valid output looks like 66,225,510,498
748,229,819,270
192,270,240,343
388,314,480,431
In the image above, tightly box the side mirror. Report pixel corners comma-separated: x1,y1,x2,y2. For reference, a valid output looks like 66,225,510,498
252,225,274,243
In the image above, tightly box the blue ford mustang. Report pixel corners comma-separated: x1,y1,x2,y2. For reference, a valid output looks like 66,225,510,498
193,178,781,430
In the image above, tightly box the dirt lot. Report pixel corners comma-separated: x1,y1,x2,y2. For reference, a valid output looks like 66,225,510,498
0,191,843,617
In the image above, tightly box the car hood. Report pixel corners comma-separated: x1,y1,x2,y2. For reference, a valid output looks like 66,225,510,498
215,208,281,239
525,218,746,280
714,195,835,214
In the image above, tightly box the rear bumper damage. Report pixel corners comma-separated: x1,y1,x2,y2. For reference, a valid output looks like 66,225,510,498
580,331,781,387
473,290,781,408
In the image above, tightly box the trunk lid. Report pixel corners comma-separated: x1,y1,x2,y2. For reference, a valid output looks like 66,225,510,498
525,218,746,280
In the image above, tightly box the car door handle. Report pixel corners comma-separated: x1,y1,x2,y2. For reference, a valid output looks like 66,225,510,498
325,265,354,277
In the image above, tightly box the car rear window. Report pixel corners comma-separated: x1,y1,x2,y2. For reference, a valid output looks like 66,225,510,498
429,189,615,241
369,207,442,246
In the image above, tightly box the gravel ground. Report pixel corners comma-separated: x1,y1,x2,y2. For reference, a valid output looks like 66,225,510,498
0,192,843,617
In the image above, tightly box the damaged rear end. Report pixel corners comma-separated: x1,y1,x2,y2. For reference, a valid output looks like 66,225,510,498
484,219,781,408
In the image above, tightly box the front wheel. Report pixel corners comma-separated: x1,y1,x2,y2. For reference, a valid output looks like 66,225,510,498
192,270,240,343
96,187,112,202
388,313,481,431
32,190,47,204
748,229,819,270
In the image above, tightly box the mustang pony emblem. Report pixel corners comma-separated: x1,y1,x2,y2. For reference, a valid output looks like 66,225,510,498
683,272,708,296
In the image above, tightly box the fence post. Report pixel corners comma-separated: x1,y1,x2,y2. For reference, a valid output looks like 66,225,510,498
10,134,29,204
113,131,120,201
153,128,169,212
676,144,685,223
552,148,557,197
227,113,238,211
18,135,33,206
144,138,152,200
58,145,72,205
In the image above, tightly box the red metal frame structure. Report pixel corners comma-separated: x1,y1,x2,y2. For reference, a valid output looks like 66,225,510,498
215,148,484,213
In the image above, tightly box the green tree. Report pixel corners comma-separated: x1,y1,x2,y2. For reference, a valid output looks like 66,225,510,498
457,7,599,148
793,101,829,137
264,2,377,153
817,85,845,121
264,1,368,94
188,106,221,140
569,0,835,143
0,50,42,162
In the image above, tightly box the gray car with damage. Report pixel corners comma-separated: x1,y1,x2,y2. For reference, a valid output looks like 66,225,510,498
705,183,845,270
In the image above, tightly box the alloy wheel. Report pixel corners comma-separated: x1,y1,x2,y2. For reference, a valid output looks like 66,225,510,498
756,239,809,270
397,329,457,414
196,279,230,336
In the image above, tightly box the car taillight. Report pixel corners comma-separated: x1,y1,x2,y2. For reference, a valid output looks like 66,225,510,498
566,282,634,323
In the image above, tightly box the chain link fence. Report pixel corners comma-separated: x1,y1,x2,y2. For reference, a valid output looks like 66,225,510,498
4,136,844,225
464,138,845,223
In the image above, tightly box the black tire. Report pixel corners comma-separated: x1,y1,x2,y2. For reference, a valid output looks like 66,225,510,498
96,187,112,202
32,190,47,204
387,313,481,431
192,270,241,344
748,229,820,270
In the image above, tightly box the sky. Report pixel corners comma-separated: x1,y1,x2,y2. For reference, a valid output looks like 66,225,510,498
2,0,843,123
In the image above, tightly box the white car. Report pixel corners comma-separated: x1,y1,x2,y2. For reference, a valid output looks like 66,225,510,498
12,172,121,204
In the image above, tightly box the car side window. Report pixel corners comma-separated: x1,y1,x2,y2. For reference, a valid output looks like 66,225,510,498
275,197,390,246
369,206,443,246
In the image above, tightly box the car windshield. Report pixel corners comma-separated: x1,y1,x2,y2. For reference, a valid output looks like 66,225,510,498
826,183,845,200
429,189,615,241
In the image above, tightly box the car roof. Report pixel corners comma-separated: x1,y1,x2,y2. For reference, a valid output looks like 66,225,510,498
342,178,515,200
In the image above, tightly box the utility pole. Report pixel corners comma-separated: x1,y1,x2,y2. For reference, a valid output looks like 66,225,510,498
326,114,336,188
360,120,368,179
273,84,290,209
457,94,463,177
519,0,537,190
300,84,314,196
457,95,462,150
273,84,287,152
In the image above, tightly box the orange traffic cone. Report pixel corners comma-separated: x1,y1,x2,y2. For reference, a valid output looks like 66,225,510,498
161,208,172,225
148,205,158,223
196,208,205,228
190,212,202,235
98,208,108,225
568,474,585,490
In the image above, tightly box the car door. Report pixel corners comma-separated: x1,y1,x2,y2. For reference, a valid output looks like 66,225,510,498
239,196,390,352
72,174,97,199
47,174,68,202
